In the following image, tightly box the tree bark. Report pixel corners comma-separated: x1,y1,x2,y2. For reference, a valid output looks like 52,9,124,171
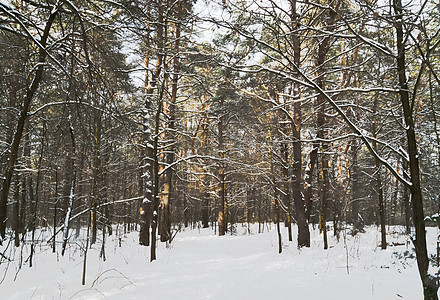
150,2,166,261
53,169,58,253
90,106,102,244
202,173,210,228
314,3,337,250
61,115,77,256
160,1,183,242
320,151,329,250
290,0,310,248
139,7,153,247
282,143,292,241
13,176,20,247
393,0,437,297
372,95,387,250
218,96,226,236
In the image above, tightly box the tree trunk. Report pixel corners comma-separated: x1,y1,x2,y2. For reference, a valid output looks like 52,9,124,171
393,0,437,297
75,154,83,238
269,121,282,253
377,169,387,250
320,151,329,250
282,143,292,241
218,172,226,236
53,169,58,253
82,212,90,285
275,194,282,254
202,174,210,228
0,8,60,238
160,1,183,242
13,176,20,247
218,95,226,236
61,115,77,256
372,95,387,250
314,4,337,249
304,147,317,222
402,159,411,235
20,174,26,242
139,9,153,247
290,0,310,248
150,13,166,261
351,140,363,232
91,109,102,245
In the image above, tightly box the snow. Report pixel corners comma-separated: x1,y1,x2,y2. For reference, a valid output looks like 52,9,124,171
1,224,439,299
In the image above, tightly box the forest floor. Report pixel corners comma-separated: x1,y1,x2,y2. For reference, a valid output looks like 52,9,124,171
0,223,438,299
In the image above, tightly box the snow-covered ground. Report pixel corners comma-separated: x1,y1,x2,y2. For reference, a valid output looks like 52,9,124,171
1,223,438,299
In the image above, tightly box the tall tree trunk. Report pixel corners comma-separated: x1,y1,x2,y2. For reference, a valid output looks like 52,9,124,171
393,0,437,297
282,143,292,241
275,192,282,254
20,175,26,242
290,0,310,248
82,212,90,285
201,103,210,229
320,150,329,250
218,96,226,236
101,149,111,236
202,174,210,228
13,176,20,247
161,1,183,242
0,7,60,238
314,4,337,250
150,2,167,261
139,7,153,247
28,175,35,267
316,91,326,240
218,167,226,236
377,169,386,249
372,96,387,250
91,109,102,245
53,169,58,253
